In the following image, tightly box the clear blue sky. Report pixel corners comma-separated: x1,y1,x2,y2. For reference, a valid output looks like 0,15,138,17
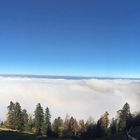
0,0,140,77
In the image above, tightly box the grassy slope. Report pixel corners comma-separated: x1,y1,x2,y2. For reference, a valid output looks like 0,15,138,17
0,127,140,140
0,128,73,140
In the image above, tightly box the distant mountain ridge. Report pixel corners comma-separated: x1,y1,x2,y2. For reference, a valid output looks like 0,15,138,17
0,74,140,80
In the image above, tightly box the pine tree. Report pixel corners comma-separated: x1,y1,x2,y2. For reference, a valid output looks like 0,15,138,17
79,120,85,134
34,103,44,135
117,103,131,131
14,102,23,131
85,117,95,129
110,118,117,134
6,101,23,131
22,109,28,131
68,117,79,137
42,107,51,136
7,101,15,129
62,114,70,137
97,112,109,137
52,117,63,137
26,115,35,132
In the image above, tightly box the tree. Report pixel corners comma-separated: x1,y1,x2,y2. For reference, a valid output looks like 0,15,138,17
117,103,131,131
6,101,15,129
14,102,23,131
42,107,51,136
67,117,79,137
78,120,86,134
6,102,23,131
52,117,63,137
96,112,109,137
83,123,97,139
22,109,29,131
85,116,95,130
26,115,35,132
62,114,70,138
110,118,117,134
34,103,44,135
68,117,75,137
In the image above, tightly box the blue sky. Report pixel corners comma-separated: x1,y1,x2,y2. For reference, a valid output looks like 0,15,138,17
0,0,140,77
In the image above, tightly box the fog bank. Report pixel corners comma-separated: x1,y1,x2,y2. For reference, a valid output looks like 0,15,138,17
0,76,140,121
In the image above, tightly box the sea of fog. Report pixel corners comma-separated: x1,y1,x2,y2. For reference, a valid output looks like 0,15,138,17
0,75,140,121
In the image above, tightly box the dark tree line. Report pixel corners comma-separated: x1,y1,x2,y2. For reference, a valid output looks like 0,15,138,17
1,101,140,139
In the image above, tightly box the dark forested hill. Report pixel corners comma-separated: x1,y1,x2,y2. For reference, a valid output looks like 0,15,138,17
96,126,140,140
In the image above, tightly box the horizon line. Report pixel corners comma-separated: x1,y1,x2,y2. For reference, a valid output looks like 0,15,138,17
0,74,140,80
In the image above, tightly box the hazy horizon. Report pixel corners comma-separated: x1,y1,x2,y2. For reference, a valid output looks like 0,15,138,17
0,74,140,80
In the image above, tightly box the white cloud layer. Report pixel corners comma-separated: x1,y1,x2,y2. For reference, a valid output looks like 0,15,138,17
0,77,140,121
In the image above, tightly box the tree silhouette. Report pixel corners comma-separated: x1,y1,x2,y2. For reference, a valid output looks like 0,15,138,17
14,102,23,131
110,118,117,134
52,117,63,137
42,107,51,136
7,101,15,129
6,102,23,131
34,103,44,135
22,109,28,131
117,103,131,131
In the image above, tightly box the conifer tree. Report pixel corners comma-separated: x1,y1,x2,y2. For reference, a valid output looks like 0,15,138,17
42,107,51,136
68,117,79,137
34,103,44,135
79,120,85,134
26,115,35,132
110,118,117,134
14,102,23,131
6,101,23,131
52,117,63,137
97,112,109,137
22,109,28,131
117,103,131,131
7,101,15,129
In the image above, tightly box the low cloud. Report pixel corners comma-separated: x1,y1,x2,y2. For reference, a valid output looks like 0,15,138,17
0,77,140,121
